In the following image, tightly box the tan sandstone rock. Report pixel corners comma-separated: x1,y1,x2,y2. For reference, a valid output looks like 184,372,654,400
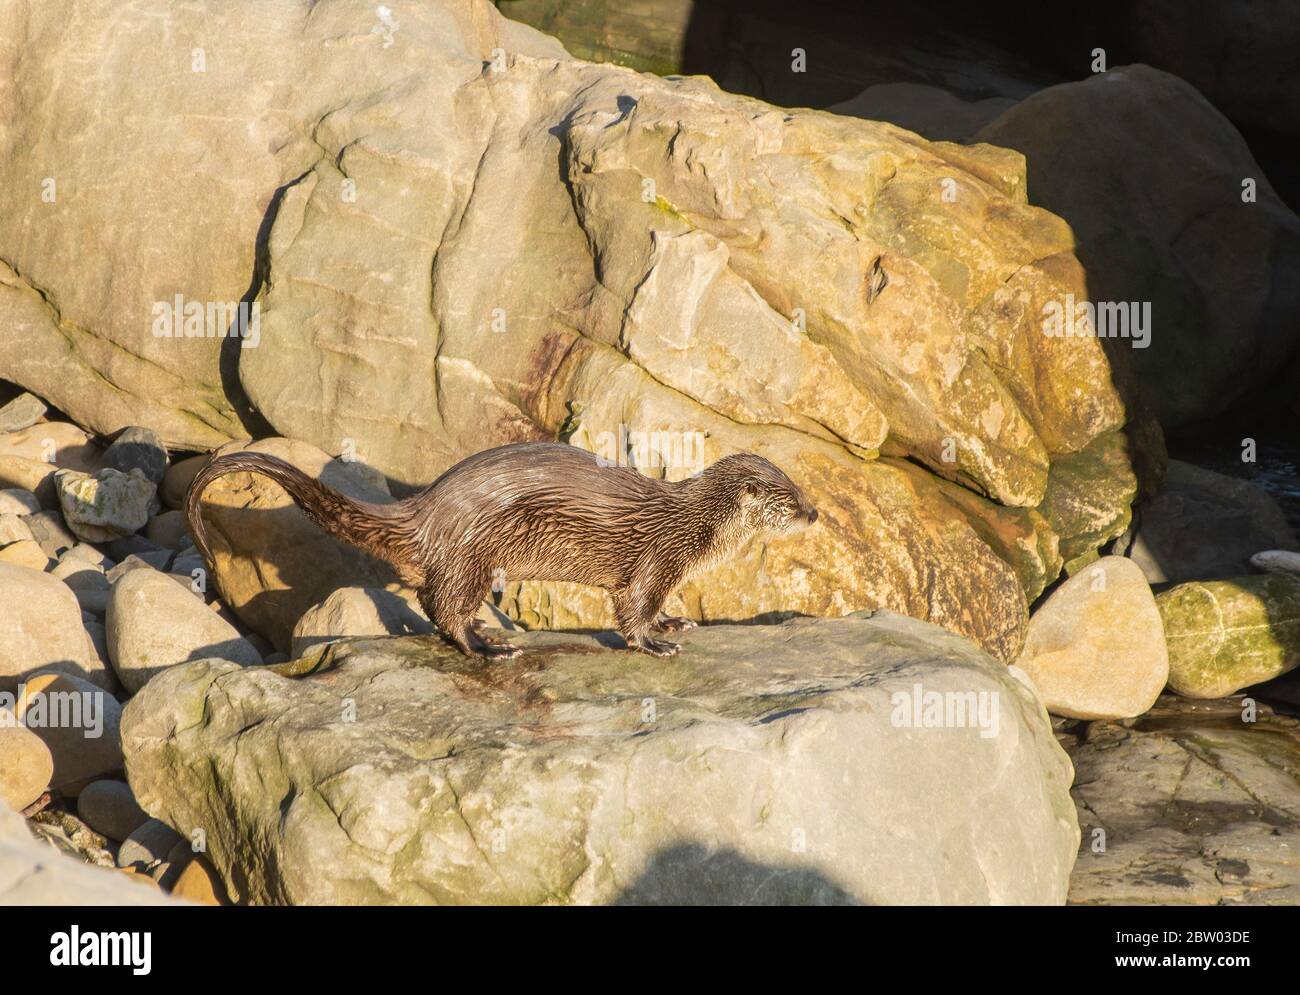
0,0,1147,660
1016,557,1168,720
0,455,59,508
0,422,99,471
0,539,52,571
292,587,434,658
0,562,112,692
0,713,54,812
106,567,264,694
16,671,124,795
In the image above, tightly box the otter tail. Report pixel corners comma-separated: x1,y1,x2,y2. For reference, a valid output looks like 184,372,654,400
185,452,413,571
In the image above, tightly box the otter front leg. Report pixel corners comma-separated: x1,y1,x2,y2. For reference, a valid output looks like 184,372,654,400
612,571,682,657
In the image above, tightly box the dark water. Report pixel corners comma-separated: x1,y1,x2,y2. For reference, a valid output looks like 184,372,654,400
1168,412,1300,535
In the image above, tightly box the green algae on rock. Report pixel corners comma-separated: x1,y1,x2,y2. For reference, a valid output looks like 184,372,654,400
1158,574,1300,699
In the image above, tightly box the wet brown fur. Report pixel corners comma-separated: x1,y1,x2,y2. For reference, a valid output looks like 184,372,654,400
186,442,817,659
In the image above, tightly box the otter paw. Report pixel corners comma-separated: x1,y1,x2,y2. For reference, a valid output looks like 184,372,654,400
653,615,698,633
633,636,680,658
480,641,522,660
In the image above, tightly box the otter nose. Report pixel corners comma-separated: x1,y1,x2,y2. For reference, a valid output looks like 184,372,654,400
807,507,819,523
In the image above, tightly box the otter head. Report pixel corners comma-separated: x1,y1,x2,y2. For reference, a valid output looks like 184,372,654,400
706,453,819,536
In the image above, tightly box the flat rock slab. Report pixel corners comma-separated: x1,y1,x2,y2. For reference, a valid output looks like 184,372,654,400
122,612,1078,905
1065,695,1300,905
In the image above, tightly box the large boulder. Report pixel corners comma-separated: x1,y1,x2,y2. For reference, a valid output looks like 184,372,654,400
975,66,1300,428
121,613,1080,905
3,0,1148,659
1157,574,1300,698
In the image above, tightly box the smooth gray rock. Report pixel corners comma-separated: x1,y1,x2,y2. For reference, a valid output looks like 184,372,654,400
1117,460,1299,584
144,509,189,550
1252,550,1300,576
77,778,150,843
115,817,183,870
291,586,434,658
122,612,1079,906
0,392,47,433
102,426,169,485
24,510,77,558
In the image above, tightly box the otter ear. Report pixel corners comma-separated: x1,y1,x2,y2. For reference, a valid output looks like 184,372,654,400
744,481,760,498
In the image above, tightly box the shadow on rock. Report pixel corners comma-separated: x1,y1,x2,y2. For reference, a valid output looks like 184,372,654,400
611,842,864,906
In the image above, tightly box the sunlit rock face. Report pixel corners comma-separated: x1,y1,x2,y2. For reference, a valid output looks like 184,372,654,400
1,0,1144,658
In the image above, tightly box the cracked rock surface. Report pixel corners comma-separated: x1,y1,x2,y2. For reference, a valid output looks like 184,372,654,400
120,611,1079,905
1065,695,1300,904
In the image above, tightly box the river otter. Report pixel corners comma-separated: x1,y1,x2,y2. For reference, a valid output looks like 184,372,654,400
185,441,817,659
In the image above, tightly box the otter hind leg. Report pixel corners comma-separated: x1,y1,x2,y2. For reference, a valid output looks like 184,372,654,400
420,579,521,661
454,621,522,660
